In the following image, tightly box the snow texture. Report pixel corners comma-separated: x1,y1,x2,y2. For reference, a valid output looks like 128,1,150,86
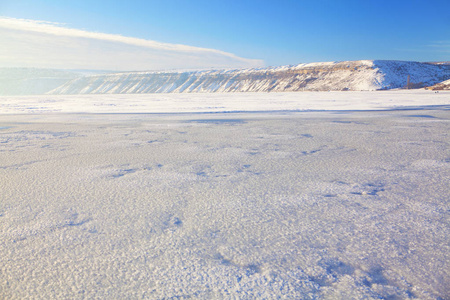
0,92,449,299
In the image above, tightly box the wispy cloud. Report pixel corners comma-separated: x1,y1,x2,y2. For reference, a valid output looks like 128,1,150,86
427,41,450,53
0,17,263,70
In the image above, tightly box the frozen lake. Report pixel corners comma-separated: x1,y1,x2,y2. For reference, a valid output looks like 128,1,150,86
0,92,449,299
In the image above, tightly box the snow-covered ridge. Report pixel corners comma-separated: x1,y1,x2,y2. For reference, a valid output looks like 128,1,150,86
1,60,450,95
47,60,450,94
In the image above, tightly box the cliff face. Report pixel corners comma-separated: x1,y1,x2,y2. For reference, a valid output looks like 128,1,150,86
48,60,450,94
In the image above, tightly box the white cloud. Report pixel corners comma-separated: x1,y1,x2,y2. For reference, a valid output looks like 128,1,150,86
0,17,264,71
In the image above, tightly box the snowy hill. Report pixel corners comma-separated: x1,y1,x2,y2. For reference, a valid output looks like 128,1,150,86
427,78,450,90
48,60,450,94
2,61,450,95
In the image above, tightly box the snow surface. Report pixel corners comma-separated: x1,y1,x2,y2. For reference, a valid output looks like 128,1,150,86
1,90,450,114
0,92,449,299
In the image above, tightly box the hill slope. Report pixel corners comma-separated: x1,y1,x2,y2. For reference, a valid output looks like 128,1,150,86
48,60,450,94
2,61,449,95
426,78,450,90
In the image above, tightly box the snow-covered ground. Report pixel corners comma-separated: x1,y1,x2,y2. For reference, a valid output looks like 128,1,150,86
0,90,449,114
1,92,449,299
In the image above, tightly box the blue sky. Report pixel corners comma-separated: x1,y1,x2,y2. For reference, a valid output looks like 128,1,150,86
0,0,449,70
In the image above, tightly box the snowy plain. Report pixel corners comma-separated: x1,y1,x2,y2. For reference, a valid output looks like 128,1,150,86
1,90,450,114
0,91,449,299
